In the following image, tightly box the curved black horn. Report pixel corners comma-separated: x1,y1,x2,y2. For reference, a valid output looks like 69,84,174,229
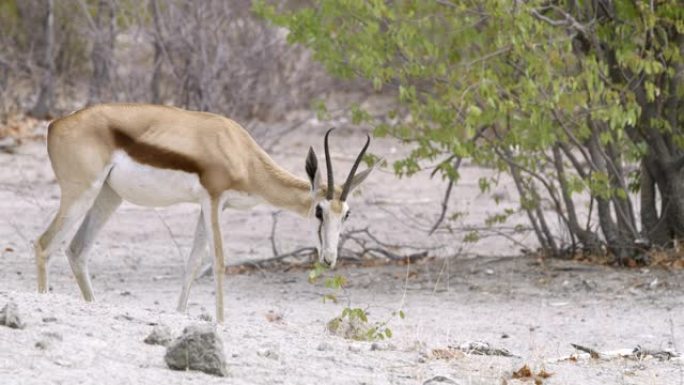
340,134,370,201
324,128,335,200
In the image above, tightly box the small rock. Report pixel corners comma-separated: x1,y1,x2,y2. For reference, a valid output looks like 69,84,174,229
0,302,25,329
649,278,659,290
370,342,395,351
35,340,49,350
199,313,213,322
115,314,134,322
164,324,228,377
265,310,283,323
348,344,363,353
42,316,58,323
35,331,62,350
317,342,333,351
423,375,459,385
144,324,173,346
257,348,279,360
44,331,63,341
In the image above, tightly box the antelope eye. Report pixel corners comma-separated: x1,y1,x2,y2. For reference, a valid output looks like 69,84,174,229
344,210,351,220
315,205,323,220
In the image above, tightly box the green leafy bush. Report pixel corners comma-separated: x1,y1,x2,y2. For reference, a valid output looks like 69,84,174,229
257,0,684,263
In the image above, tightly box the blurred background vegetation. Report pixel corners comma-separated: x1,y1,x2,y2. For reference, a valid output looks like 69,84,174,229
1,0,683,265
0,0,350,121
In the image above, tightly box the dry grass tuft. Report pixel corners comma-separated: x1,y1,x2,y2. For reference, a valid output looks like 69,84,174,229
511,364,553,384
512,364,532,379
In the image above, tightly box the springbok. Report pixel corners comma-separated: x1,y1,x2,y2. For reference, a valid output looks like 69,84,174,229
34,103,376,322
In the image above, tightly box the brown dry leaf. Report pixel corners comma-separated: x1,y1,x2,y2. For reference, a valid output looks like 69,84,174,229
512,364,532,379
534,378,542,385
650,250,670,265
0,115,41,140
4,247,14,252
537,369,553,379
640,249,684,270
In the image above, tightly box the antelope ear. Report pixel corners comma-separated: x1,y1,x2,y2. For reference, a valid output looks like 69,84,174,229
305,147,321,194
346,159,381,193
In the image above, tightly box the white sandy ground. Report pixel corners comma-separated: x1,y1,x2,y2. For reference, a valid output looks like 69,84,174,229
1,119,683,384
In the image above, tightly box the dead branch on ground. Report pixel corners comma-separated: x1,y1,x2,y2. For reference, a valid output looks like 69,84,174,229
225,212,434,273
549,343,683,363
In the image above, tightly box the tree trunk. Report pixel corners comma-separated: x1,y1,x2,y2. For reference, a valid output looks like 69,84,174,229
30,0,55,119
89,0,116,104
640,159,671,246
587,129,634,263
552,144,602,254
150,0,162,104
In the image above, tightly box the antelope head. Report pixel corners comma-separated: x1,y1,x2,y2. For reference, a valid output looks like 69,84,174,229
305,128,376,268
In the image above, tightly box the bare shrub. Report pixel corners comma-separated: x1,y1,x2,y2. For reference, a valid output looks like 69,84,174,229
149,0,332,121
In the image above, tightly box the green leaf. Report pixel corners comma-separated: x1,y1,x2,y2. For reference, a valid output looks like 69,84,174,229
323,294,338,303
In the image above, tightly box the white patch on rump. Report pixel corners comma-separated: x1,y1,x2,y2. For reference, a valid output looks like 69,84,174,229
107,151,204,207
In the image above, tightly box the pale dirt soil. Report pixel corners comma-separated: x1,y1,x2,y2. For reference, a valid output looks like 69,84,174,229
1,119,683,385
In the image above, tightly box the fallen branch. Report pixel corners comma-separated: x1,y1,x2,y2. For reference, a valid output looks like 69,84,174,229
633,345,681,361
225,247,317,274
455,341,516,357
338,227,433,264
570,343,601,359
225,223,433,273
549,344,683,363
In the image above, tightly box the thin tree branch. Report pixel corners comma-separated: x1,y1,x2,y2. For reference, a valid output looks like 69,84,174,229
269,210,281,257
429,167,455,235
428,125,489,234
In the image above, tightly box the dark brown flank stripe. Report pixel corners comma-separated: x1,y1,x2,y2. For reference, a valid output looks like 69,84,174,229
111,128,202,174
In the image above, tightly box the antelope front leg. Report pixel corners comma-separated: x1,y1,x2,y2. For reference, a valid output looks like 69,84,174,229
201,197,225,323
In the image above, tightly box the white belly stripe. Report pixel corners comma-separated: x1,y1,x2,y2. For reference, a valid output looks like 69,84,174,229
107,151,204,207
